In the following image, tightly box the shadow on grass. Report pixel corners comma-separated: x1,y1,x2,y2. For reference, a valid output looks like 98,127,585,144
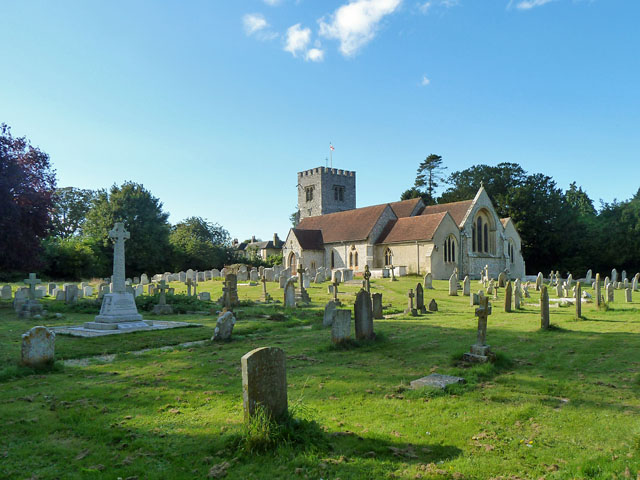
316,332,389,353
0,361,64,382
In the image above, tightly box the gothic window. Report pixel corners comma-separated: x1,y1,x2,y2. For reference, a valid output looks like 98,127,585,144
305,186,314,202
384,248,393,266
508,240,515,264
333,186,345,201
311,261,317,269
349,246,358,268
472,210,495,255
331,251,335,269
444,235,456,263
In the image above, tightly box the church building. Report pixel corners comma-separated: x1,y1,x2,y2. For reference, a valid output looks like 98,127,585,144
282,166,526,280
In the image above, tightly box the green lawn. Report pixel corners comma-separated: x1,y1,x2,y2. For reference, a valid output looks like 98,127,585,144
0,277,639,479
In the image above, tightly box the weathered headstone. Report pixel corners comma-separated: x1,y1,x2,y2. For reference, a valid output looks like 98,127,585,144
363,265,371,293
18,273,44,319
536,272,543,291
625,288,632,303
504,281,512,313
448,272,458,296
284,278,296,307
585,269,592,284
424,272,434,289
462,276,470,296
331,310,351,344
323,300,338,327
498,271,506,288
198,292,211,301
213,311,236,341
428,298,438,312
64,285,78,304
241,347,287,422
611,268,618,284
415,283,425,313
607,283,614,303
354,289,374,340
21,326,55,367
372,292,383,319
540,285,550,329
514,281,522,309
83,286,93,297
595,273,602,307
1,285,11,300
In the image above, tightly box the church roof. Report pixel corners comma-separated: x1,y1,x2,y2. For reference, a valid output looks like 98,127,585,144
296,203,390,243
376,212,448,244
420,199,474,227
388,198,423,218
291,229,324,250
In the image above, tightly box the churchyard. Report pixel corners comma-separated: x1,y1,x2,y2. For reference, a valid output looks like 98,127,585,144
1,273,640,479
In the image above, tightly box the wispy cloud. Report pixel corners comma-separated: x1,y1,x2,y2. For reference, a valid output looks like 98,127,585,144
306,48,325,62
417,1,432,14
263,0,283,5
284,23,312,57
243,13,268,35
509,0,555,10
420,74,431,86
318,0,402,57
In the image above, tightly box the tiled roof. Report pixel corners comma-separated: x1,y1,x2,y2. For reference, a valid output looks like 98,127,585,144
420,199,474,226
296,204,390,243
388,198,423,218
377,212,448,244
292,229,324,250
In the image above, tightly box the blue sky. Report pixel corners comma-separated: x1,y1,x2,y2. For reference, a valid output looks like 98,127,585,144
1,0,638,242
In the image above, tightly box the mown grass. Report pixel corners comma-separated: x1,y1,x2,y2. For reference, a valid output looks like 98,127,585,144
0,276,639,479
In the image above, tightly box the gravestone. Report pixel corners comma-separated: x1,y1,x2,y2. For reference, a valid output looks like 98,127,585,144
363,265,371,293
611,268,618,283
415,283,425,314
241,347,287,422
83,286,93,297
607,283,614,303
55,289,65,301
576,282,582,319
471,292,479,306
222,274,239,307
1,285,11,300
85,223,144,330
147,284,156,295
633,274,639,292
186,269,195,281
428,299,438,312
212,269,221,278
284,278,296,307
198,292,211,301
331,310,351,344
566,274,573,289
536,272,543,291
261,275,272,303
595,273,602,307
406,289,418,316
18,273,44,319
585,269,592,284
197,271,205,282
463,276,470,296
65,285,79,304
314,272,323,283
504,281,512,313
498,271,506,288
523,284,530,298
354,289,374,340
555,283,562,298
250,269,259,282
463,295,493,363
212,311,236,341
323,300,338,327
152,280,173,314
13,289,27,313
448,272,458,296
410,374,466,390
424,272,434,289
372,293,383,319
331,279,340,305
47,283,57,295
332,270,342,284
140,273,149,285
540,285,550,329
625,288,632,303
622,270,627,282
389,265,397,282
21,326,55,367
279,275,287,289
514,281,522,310
295,267,311,304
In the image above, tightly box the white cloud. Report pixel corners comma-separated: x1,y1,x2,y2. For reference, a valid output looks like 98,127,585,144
243,13,268,35
306,48,325,62
440,0,459,7
284,23,312,57
417,1,432,14
420,74,430,86
318,0,402,57
511,0,555,10
263,0,283,5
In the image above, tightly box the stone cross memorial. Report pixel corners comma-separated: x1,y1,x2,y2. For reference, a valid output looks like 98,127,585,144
18,273,44,319
84,223,145,330
153,280,173,315
406,289,417,316
241,347,287,422
463,295,493,363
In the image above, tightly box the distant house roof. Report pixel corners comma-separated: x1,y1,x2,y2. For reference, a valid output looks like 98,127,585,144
291,229,324,250
420,199,474,227
377,212,448,244
296,203,390,244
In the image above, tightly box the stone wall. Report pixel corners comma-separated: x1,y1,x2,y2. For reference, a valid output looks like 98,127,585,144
297,167,356,221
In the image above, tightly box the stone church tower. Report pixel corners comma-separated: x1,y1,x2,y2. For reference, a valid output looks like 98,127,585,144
297,167,356,221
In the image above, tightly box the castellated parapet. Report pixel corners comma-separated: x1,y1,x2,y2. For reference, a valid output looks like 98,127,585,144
297,167,356,220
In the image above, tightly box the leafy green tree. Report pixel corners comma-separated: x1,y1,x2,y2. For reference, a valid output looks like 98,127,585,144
0,124,56,273
41,236,102,280
400,186,431,204
169,217,231,271
84,182,171,276
50,187,97,238
414,154,447,205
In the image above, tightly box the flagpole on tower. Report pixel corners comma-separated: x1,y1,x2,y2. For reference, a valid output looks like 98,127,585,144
329,142,334,168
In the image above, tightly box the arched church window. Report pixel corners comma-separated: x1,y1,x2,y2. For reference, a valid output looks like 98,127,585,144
473,210,495,255
331,251,335,269
384,248,393,266
444,235,456,263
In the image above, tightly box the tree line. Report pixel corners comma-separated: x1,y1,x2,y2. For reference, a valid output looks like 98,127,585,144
0,124,266,281
402,155,640,276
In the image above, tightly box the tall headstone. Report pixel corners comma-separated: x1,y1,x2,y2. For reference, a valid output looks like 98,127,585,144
611,268,618,284
463,295,493,363
514,280,522,310
498,271,506,288
241,347,287,422
462,276,470,296
448,272,458,296
331,310,351,344
540,285,550,330
504,281,512,313
406,289,417,316
372,293,383,319
607,283,614,303
566,274,573,289
424,272,434,289
415,283,425,314
535,272,543,291
261,275,272,303
85,223,144,330
575,282,582,319
625,288,632,303
354,289,374,340
323,300,338,327
621,270,627,282
363,265,371,293
21,326,55,367
585,269,592,284
595,273,602,307
284,278,296,308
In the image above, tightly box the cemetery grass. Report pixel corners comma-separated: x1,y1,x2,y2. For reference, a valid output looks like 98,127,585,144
1,279,640,479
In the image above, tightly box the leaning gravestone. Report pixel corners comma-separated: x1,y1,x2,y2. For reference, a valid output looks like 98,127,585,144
354,289,374,340
21,326,55,367
540,285,550,330
424,272,434,289
212,311,236,341
284,278,296,308
331,310,351,344
323,300,338,327
241,347,287,422
448,272,458,296
372,293,383,319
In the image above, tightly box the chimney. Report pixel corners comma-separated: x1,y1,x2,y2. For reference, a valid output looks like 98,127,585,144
251,235,256,243
273,233,279,244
